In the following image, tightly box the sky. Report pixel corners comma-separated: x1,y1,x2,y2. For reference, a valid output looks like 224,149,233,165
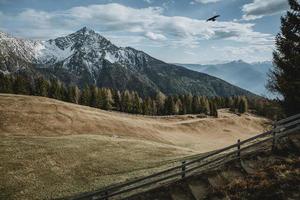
0,0,292,64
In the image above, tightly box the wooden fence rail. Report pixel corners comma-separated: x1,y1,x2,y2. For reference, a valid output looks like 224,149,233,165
69,113,300,200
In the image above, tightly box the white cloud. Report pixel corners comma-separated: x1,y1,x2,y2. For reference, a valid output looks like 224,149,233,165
145,32,166,41
242,0,289,20
1,3,273,52
192,0,223,4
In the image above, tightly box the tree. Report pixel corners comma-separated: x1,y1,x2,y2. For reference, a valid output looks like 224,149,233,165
209,100,218,117
112,90,121,111
200,97,210,115
13,75,31,95
49,78,62,99
89,85,99,108
100,88,113,110
121,90,132,112
142,97,152,115
164,96,176,115
238,96,248,114
268,0,300,116
155,91,166,115
80,84,91,106
67,85,80,104
132,92,142,114
192,96,201,114
184,94,193,114
0,74,13,93
34,77,49,97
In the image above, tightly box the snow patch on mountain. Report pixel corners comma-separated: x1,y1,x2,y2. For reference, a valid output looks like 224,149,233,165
105,51,118,63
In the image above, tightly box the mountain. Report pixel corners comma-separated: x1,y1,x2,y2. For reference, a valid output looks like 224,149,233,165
177,60,273,97
0,27,254,97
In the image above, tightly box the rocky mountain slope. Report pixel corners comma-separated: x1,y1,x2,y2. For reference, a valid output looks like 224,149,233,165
0,27,254,97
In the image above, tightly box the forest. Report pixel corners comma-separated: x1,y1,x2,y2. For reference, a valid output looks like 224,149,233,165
0,73,281,119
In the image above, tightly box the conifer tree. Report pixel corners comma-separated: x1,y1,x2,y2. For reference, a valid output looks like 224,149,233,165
49,78,62,99
268,0,300,115
112,90,121,111
155,91,166,115
13,75,31,95
0,74,13,93
164,96,176,115
89,85,99,108
121,90,131,112
67,85,80,104
238,96,248,114
34,77,49,97
209,101,218,117
192,96,201,114
80,84,91,106
132,92,142,114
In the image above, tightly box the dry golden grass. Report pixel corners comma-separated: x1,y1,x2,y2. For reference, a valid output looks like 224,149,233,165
0,94,271,199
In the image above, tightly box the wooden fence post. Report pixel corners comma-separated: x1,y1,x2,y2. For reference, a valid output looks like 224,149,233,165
237,139,241,161
181,161,186,179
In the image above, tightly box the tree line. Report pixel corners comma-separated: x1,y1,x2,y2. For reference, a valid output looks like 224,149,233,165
0,74,257,117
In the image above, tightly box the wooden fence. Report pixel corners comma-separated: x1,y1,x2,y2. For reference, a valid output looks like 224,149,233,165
69,113,300,200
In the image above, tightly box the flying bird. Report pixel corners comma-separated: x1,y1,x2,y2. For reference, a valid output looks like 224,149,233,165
206,15,220,22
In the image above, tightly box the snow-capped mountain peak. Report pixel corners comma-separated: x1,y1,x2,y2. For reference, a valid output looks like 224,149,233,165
0,27,151,70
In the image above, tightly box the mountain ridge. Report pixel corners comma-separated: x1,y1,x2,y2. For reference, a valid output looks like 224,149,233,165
176,60,272,96
0,27,255,97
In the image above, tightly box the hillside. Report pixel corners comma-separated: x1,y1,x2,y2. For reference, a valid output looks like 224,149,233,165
177,61,272,96
126,134,300,200
0,94,270,200
0,28,254,97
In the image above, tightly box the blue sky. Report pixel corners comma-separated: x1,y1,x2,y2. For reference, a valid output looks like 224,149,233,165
0,0,291,64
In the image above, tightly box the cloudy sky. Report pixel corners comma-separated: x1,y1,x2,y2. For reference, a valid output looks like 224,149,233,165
0,0,291,64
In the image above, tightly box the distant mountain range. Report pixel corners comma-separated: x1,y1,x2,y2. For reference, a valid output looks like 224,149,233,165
176,60,273,97
0,27,254,97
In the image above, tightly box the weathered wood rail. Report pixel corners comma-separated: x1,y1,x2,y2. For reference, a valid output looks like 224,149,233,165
67,113,300,200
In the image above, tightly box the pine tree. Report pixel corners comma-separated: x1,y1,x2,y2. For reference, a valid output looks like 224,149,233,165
192,96,201,114
175,98,182,115
0,74,13,93
200,97,210,115
121,90,132,112
268,0,300,116
13,75,31,95
89,85,99,108
112,90,121,111
100,88,113,110
164,96,176,115
132,92,142,114
238,96,248,114
34,77,49,97
142,97,152,115
67,85,80,104
80,84,91,106
49,78,62,99
155,91,166,115
184,94,193,114
209,101,218,117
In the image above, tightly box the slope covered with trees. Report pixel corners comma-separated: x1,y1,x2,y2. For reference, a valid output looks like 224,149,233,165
0,73,282,119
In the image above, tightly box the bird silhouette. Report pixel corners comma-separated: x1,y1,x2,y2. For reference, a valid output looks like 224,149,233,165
206,15,220,22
